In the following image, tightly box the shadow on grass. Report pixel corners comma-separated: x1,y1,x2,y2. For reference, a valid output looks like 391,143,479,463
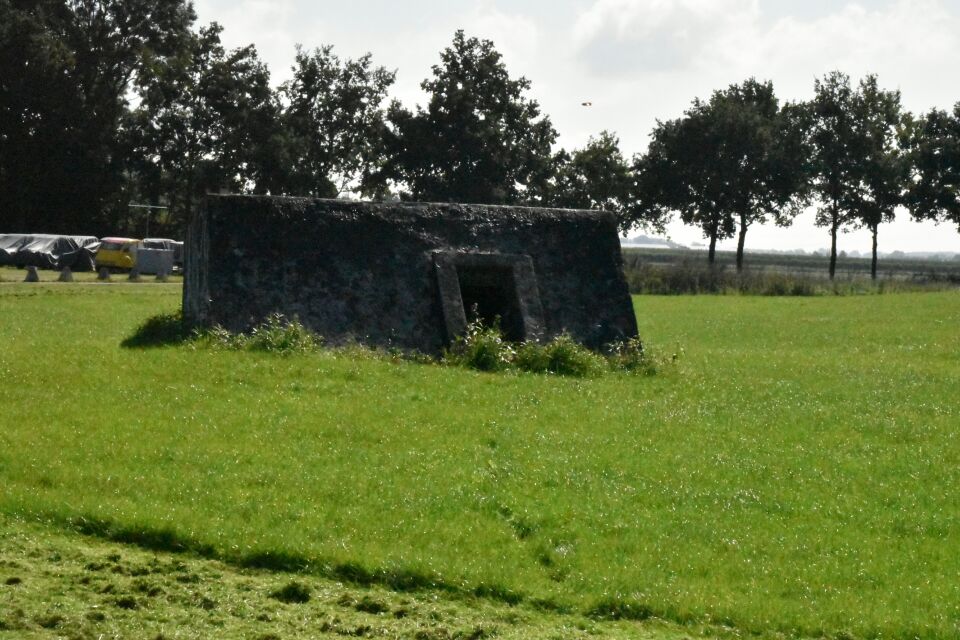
121,312,191,348
25,510,779,634
47,512,523,607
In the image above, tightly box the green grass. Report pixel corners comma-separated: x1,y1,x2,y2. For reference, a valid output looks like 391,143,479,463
1,514,692,639
0,265,183,284
1,283,959,639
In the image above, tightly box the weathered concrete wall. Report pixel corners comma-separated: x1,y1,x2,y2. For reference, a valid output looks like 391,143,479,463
184,196,638,354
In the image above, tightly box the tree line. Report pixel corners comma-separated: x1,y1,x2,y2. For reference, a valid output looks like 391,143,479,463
2,1,959,278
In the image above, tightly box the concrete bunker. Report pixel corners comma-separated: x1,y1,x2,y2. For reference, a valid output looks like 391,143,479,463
184,196,638,355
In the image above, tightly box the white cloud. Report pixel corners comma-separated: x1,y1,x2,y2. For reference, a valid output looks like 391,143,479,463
467,4,543,70
572,0,960,111
195,0,303,82
755,1,960,112
573,0,760,73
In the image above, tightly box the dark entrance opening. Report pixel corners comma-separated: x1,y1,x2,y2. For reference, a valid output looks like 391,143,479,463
434,251,545,345
456,265,525,341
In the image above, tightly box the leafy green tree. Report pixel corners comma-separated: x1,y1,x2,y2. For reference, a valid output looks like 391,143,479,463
903,105,960,232
384,30,557,204
627,132,679,236
0,0,194,234
0,0,73,232
802,72,862,279
847,77,907,280
549,131,632,213
280,45,395,199
129,24,283,233
802,72,907,279
629,79,806,267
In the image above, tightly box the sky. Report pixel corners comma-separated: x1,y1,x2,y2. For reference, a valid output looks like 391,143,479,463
194,0,960,255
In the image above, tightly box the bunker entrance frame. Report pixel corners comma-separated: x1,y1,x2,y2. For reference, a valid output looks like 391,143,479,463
434,251,545,343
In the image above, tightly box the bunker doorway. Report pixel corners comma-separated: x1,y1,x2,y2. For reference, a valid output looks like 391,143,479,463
434,251,545,344
457,264,524,341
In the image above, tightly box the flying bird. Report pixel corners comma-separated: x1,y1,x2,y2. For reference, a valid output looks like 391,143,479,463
581,101,593,107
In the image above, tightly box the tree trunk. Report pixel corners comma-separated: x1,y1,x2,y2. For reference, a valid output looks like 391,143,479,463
871,224,879,281
829,201,839,281
736,214,748,273
708,232,718,266
184,166,195,236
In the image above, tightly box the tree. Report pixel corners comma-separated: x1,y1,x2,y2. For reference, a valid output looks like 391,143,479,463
384,30,557,204
847,76,907,280
280,45,395,199
549,131,632,213
904,105,960,232
128,23,284,233
803,72,858,279
0,0,195,234
629,79,806,267
628,119,686,238
802,72,907,280
0,0,75,232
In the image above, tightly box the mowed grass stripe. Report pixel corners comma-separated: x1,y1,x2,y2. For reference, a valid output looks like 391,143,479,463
1,284,958,638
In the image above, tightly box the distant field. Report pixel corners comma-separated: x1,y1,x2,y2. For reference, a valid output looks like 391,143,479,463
622,246,960,279
622,247,960,295
1,283,958,639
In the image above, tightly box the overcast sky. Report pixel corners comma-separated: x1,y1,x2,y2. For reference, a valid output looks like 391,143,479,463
194,0,960,254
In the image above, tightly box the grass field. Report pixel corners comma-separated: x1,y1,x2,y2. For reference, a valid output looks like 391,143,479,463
1,281,958,639
2,514,686,639
0,265,183,284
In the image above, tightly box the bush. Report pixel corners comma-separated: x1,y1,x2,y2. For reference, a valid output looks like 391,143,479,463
515,334,605,377
245,313,321,353
443,319,516,372
193,313,322,355
606,336,651,374
446,319,660,378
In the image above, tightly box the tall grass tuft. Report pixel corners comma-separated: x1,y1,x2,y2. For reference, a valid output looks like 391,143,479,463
605,336,658,374
514,334,606,377
191,313,322,355
244,313,321,353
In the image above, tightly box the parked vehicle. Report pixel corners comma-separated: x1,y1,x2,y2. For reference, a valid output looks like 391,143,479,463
95,237,141,272
142,238,184,270
0,234,100,271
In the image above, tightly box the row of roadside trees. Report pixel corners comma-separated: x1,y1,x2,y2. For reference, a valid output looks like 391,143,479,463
640,72,960,279
2,1,960,278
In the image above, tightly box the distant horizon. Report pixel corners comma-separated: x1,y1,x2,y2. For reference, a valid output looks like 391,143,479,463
624,208,960,256
659,209,960,255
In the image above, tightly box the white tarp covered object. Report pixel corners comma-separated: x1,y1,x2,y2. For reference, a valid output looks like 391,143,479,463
0,234,101,270
142,238,184,267
136,248,175,275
